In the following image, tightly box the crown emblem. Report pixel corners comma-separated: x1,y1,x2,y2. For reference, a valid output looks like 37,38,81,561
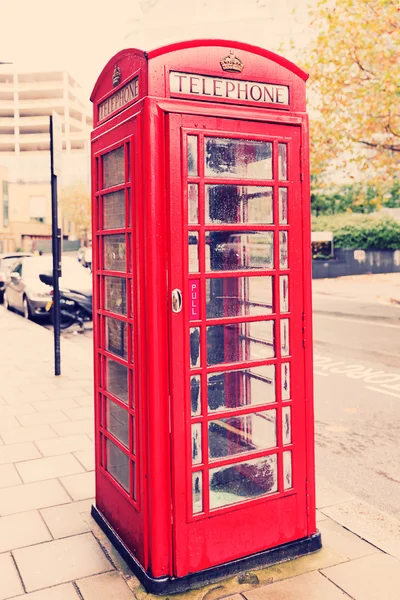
112,64,121,87
220,50,244,73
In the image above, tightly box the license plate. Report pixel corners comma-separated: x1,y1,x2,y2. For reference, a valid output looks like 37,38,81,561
45,300,53,311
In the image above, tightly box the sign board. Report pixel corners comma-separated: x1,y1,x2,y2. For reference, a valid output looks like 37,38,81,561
169,71,289,106
51,112,62,177
311,231,333,242
98,77,139,122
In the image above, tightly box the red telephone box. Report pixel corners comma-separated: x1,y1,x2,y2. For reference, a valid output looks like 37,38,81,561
90,40,321,594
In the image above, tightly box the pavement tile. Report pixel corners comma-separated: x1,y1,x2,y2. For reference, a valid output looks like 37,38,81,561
41,500,93,538
0,479,71,515
316,510,328,523
76,571,134,600
318,519,379,560
16,454,85,483
74,449,95,471
0,552,25,600
0,463,22,487
316,477,354,509
0,415,21,430
11,583,80,600
0,510,52,552
17,410,70,427
32,399,80,412
75,396,95,407
0,402,36,416
60,471,95,500
4,391,47,405
63,406,94,421
0,441,41,465
322,553,400,600
35,435,93,457
1,424,57,444
242,571,348,600
44,388,89,400
14,533,113,592
52,420,94,437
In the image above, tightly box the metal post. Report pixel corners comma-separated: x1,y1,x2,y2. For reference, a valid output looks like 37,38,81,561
50,115,61,376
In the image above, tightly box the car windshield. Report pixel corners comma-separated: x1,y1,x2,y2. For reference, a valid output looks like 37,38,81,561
24,256,92,287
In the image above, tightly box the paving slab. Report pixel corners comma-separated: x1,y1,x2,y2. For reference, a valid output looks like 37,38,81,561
317,519,380,560
40,500,93,539
76,571,135,600
242,571,349,599
35,434,93,457
13,533,113,592
0,552,25,600
63,407,94,421
32,399,80,412
0,441,41,465
0,463,23,487
0,479,71,515
52,419,93,437
322,552,400,600
15,453,85,483
17,410,69,427
1,424,57,444
0,510,52,552
74,449,95,471
11,583,80,600
0,402,36,416
60,471,95,500
316,477,355,509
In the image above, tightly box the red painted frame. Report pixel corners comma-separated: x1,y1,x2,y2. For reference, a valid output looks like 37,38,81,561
91,39,316,583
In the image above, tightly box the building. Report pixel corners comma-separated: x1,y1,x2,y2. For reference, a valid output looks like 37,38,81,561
0,68,92,251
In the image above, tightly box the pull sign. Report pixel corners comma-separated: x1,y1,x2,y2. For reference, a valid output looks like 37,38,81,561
172,289,183,313
189,279,200,320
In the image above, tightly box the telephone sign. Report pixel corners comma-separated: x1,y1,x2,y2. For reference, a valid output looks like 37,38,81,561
90,40,321,594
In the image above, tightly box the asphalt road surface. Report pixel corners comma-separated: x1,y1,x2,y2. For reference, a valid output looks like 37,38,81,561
313,295,400,520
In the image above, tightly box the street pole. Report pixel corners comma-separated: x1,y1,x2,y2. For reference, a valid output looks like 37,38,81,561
50,114,62,376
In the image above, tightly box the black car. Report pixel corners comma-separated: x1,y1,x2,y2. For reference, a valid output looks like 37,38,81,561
0,253,33,303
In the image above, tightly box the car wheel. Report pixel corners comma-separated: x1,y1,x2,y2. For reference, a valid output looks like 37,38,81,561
23,295,32,320
3,291,10,310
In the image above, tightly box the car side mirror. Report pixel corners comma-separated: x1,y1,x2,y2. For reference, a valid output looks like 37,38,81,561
39,273,53,286
10,272,21,282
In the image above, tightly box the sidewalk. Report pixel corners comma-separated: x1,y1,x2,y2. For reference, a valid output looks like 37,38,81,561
313,272,400,306
1,307,400,600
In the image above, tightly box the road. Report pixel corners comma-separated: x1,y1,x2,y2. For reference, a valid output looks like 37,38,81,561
313,293,400,520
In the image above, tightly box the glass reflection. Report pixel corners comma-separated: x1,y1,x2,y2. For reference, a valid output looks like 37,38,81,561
279,231,288,269
206,186,273,224
188,135,198,176
205,138,272,179
103,146,125,188
192,423,202,464
105,276,126,315
206,231,274,271
103,190,125,229
190,375,201,416
280,276,289,313
206,276,273,318
106,359,128,404
208,365,276,412
190,327,201,368
106,439,129,492
188,184,199,224
282,406,291,445
282,363,291,400
209,454,278,509
104,235,126,272
279,188,288,224
193,472,203,514
278,143,288,181
189,232,199,273
206,320,275,366
281,319,290,356
283,450,293,489
107,399,129,448
105,317,127,359
209,410,276,460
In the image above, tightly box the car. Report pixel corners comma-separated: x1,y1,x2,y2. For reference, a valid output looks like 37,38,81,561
3,255,91,320
0,252,33,303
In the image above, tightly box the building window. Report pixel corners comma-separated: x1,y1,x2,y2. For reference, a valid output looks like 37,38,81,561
29,196,46,223
3,181,9,228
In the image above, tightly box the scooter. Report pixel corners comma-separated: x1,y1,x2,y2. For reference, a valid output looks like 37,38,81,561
39,274,92,330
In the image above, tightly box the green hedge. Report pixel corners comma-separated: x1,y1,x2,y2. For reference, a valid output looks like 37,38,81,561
312,213,400,250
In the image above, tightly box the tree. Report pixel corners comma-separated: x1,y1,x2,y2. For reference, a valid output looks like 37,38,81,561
59,182,91,241
303,0,400,185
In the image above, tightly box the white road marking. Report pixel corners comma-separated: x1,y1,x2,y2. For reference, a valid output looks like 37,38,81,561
366,386,400,400
315,314,400,330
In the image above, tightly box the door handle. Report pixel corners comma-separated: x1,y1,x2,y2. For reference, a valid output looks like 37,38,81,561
172,289,182,313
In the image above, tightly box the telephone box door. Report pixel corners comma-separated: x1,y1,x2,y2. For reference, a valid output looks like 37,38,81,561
168,113,308,576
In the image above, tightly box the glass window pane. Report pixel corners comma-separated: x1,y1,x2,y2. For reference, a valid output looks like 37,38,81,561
189,232,199,273
206,276,273,318
279,231,288,269
209,410,276,460
106,399,129,448
206,231,274,271
278,143,288,181
105,317,128,359
192,423,202,465
103,190,125,229
188,135,198,176
103,146,125,188
282,363,291,400
279,188,288,224
188,184,199,224
104,234,126,272
281,318,290,356
190,375,201,416
206,320,275,366
106,438,129,492
282,406,291,445
283,450,293,490
208,365,275,412
190,327,201,368
105,276,127,315
106,359,128,404
280,276,289,313
206,186,273,224
192,472,203,514
205,138,272,180
210,454,278,509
